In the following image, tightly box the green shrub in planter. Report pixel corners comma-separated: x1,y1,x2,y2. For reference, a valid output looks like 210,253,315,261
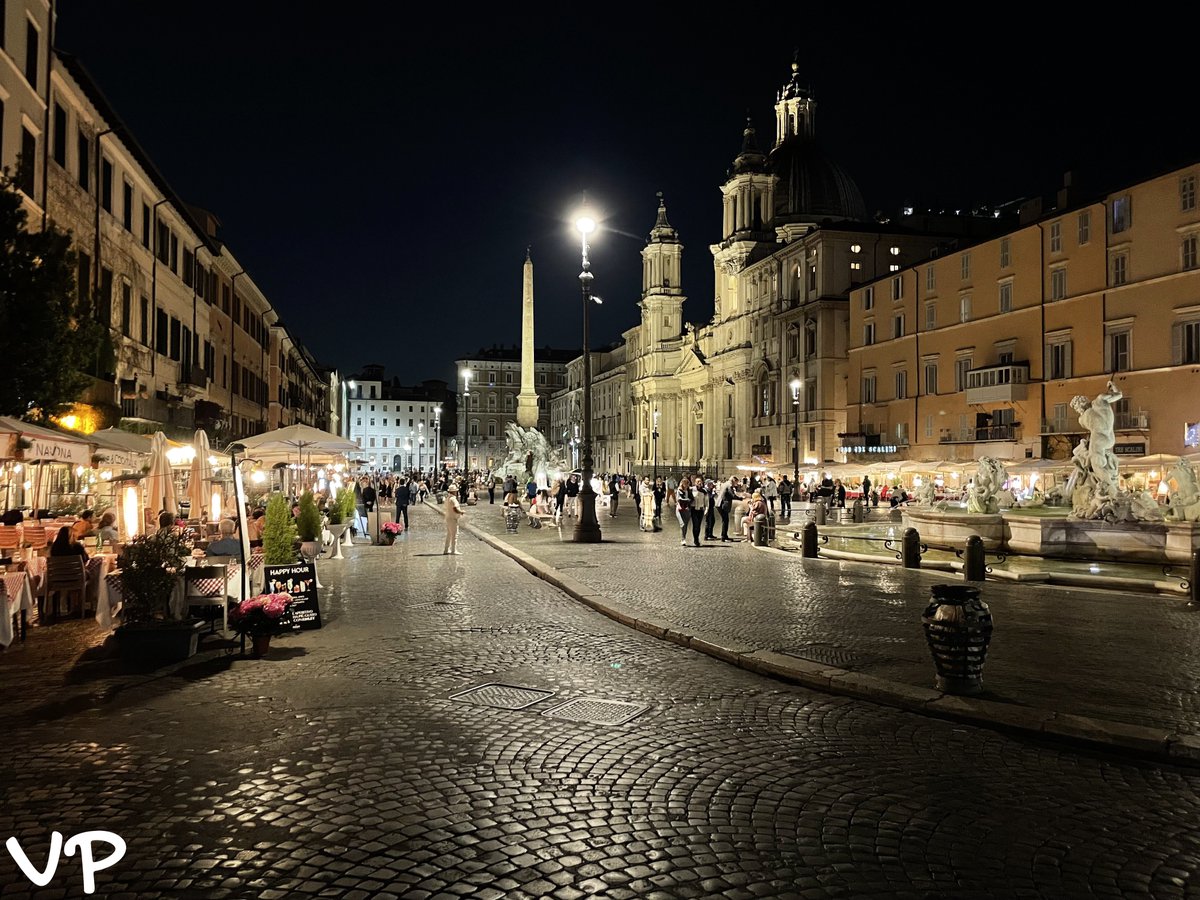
262,492,298,566
296,491,321,542
337,486,357,522
328,486,354,525
118,530,192,626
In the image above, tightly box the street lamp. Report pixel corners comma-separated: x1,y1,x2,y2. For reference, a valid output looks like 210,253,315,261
652,407,660,482
573,211,601,542
418,422,424,472
406,438,412,471
461,369,471,471
790,378,802,487
434,405,442,472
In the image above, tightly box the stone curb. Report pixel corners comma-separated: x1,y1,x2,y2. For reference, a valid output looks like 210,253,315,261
424,501,1200,768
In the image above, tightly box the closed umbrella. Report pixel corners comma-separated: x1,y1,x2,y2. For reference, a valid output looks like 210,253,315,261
145,431,177,520
188,429,214,522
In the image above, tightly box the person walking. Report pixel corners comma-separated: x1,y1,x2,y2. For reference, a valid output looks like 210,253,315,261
717,477,735,541
676,476,693,546
525,476,538,509
703,479,717,540
564,474,579,518
665,474,678,509
608,473,620,517
443,490,465,554
763,476,778,516
690,477,709,547
487,475,496,504
503,473,517,506
394,478,411,531
778,475,793,519
653,477,665,524
639,477,658,531
631,474,641,522
861,474,872,507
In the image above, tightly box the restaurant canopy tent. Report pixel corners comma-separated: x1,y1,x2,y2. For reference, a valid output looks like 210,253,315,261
1125,453,1182,470
0,416,95,514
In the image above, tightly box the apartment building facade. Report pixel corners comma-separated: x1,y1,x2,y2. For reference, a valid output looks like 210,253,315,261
846,163,1200,464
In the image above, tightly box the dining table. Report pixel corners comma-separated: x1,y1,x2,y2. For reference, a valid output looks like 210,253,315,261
1,571,35,647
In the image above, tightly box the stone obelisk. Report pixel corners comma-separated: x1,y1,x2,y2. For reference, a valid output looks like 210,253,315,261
516,248,539,428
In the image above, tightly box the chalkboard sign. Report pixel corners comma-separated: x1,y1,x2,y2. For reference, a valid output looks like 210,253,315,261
262,563,322,630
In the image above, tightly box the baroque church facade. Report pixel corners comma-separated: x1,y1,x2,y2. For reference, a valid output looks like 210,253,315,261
559,61,960,476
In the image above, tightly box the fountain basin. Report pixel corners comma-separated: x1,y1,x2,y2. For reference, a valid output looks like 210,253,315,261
904,508,1200,563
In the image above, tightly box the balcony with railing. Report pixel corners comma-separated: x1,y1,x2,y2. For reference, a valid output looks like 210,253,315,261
179,365,208,389
939,424,1019,444
121,396,195,429
1115,411,1150,431
1041,411,1149,433
964,363,1030,405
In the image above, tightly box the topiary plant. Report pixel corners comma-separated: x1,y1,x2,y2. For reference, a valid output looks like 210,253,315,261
262,492,298,565
335,486,357,523
296,491,321,543
118,529,193,626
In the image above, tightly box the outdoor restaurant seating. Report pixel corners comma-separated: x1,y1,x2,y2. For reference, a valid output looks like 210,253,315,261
21,524,48,554
44,556,87,620
0,524,19,558
183,564,230,634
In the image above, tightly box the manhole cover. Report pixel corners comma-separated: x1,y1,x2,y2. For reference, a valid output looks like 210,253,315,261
781,644,870,669
542,698,650,726
450,683,555,710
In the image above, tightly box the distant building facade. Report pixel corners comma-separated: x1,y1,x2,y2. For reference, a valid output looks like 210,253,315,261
345,365,456,471
454,346,573,470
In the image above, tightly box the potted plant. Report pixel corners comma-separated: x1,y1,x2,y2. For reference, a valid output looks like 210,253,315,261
261,493,298,566
380,521,403,545
325,487,355,559
229,591,295,658
114,529,203,664
337,487,358,547
296,491,322,562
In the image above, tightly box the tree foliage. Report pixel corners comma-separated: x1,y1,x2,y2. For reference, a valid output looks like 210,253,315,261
0,174,102,421
262,492,298,566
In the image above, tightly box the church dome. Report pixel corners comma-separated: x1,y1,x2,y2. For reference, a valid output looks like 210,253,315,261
770,139,867,224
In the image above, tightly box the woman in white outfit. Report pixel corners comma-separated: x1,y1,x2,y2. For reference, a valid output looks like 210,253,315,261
444,491,465,554
639,477,658,531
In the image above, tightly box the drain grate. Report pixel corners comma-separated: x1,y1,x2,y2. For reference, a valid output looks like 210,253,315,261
450,683,555,710
781,644,870,669
542,697,650,726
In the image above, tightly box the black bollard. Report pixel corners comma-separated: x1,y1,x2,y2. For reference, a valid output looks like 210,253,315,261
766,512,776,543
802,521,818,558
964,535,986,582
902,527,921,569
852,498,864,523
753,515,768,546
814,499,826,526
1189,550,1200,608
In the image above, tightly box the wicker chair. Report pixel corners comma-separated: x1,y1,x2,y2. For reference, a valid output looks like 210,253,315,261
21,524,48,553
44,556,88,621
0,524,19,559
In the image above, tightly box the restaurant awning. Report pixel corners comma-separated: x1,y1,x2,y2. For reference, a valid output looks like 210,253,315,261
0,416,94,465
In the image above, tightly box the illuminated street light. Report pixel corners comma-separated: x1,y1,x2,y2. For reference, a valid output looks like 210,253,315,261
573,209,601,543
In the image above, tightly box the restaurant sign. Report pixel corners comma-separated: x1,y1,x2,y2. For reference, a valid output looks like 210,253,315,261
263,562,322,629
838,445,900,454
94,449,138,469
1113,442,1146,456
26,437,90,465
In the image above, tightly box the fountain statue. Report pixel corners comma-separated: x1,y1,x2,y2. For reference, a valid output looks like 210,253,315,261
1166,461,1200,522
1065,381,1161,522
967,457,1007,514
499,423,567,488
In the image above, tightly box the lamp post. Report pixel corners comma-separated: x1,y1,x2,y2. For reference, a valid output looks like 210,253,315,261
461,370,471,472
652,407,660,482
434,405,442,473
790,378,802,486
406,438,412,471
418,422,424,472
573,213,602,542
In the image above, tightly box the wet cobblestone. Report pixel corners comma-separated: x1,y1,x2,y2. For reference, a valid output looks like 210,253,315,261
0,506,1197,897
466,499,1200,735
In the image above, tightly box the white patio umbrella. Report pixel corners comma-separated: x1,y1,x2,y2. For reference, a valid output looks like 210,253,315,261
1126,453,1182,470
188,429,214,522
145,431,177,519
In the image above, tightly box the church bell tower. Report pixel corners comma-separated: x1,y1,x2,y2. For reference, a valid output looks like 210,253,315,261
639,194,685,348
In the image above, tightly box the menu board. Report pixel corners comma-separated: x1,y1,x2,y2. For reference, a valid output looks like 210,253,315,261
262,563,322,630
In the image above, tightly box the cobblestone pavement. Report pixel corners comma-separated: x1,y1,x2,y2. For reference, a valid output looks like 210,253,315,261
0,505,1198,898
464,497,1200,737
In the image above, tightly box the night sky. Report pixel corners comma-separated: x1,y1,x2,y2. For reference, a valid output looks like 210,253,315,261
55,4,1189,387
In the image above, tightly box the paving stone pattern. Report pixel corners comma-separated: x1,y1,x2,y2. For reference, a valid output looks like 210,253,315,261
468,500,1200,736
1,506,1198,898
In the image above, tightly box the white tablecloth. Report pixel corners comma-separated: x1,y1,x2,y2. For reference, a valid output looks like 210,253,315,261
1,572,34,647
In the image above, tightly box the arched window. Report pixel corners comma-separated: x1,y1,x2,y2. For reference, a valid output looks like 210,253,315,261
758,374,773,417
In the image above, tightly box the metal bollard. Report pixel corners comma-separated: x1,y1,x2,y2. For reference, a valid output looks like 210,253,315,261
902,527,921,568
766,512,776,543
1189,550,1200,608
802,521,818,558
753,514,768,546
814,500,826,526
852,498,864,523
964,535,986,582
